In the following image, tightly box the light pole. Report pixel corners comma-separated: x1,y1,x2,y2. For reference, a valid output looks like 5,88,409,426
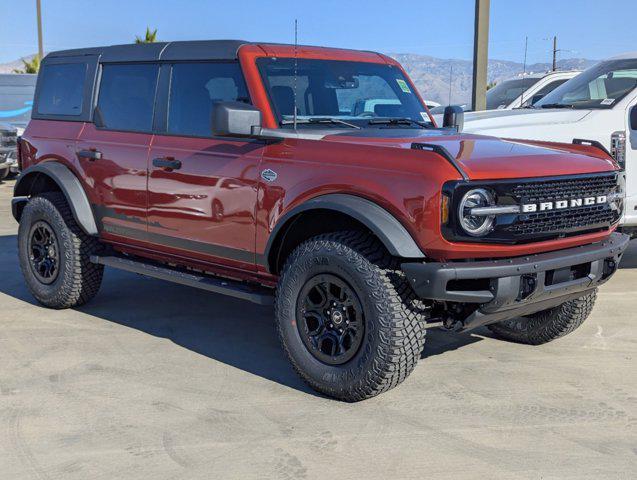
36,0,44,59
471,0,490,111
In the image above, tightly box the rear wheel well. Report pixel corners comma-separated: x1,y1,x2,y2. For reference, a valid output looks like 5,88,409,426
268,209,378,274
15,172,63,196
13,172,62,220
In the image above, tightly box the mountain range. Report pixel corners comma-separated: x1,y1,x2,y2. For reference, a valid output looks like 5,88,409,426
0,52,597,106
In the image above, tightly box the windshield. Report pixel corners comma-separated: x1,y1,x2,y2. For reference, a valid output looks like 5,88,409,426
0,76,36,126
535,59,637,109
257,58,431,128
486,77,540,110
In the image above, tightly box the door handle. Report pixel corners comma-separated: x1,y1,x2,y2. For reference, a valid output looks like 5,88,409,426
77,149,102,161
153,157,182,170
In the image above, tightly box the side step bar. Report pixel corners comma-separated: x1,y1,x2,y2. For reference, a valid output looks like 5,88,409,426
90,255,274,306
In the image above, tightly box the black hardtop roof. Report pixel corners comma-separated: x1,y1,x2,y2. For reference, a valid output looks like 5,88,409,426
44,40,250,63
43,40,383,64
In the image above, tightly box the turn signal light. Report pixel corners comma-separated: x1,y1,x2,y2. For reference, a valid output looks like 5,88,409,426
441,194,450,224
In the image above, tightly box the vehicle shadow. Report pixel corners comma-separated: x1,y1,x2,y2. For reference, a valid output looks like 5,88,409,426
0,233,485,394
619,238,637,269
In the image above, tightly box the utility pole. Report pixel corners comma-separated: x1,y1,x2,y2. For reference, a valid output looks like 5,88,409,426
552,36,557,71
471,0,490,111
36,0,44,59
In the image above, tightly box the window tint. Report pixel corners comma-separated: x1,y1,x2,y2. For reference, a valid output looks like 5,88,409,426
536,59,637,109
257,58,428,127
37,63,86,116
486,77,540,110
520,79,570,107
168,62,250,137
97,63,159,131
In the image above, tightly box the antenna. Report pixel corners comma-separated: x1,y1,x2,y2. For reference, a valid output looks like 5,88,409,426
448,64,453,106
293,19,298,130
520,36,528,107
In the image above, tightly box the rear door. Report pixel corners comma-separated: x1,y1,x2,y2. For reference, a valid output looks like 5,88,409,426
147,61,262,270
76,63,159,245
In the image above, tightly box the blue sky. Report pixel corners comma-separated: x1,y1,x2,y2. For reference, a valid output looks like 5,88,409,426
1,0,635,64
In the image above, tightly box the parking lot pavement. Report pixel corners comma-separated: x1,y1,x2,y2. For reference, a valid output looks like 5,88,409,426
0,177,635,480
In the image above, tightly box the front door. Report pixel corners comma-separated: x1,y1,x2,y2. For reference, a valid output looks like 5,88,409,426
147,61,262,270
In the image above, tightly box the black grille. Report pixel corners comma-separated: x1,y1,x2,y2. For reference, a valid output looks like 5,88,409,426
443,172,621,244
511,175,617,202
504,173,620,240
505,204,615,236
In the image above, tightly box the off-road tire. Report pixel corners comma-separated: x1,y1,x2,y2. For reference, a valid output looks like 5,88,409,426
18,192,104,308
487,290,597,345
275,231,428,402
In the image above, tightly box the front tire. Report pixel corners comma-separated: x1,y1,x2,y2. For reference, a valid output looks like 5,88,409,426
18,192,104,309
275,231,427,402
487,290,597,345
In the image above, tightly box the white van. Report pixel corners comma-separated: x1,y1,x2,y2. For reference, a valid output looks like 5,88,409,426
462,53,637,233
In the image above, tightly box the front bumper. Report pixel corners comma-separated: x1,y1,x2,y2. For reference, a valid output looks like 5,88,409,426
402,232,630,331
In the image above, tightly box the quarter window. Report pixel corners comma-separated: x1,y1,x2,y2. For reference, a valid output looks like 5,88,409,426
36,63,87,116
97,64,159,131
168,62,250,137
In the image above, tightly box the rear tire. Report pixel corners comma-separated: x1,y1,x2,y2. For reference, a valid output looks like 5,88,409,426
487,290,597,345
275,231,427,402
18,192,104,308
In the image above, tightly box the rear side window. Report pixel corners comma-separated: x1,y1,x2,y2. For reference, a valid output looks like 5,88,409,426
37,63,87,116
168,62,249,137
97,63,159,132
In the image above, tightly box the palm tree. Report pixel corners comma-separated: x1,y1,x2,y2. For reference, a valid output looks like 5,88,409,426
135,27,158,44
13,54,41,74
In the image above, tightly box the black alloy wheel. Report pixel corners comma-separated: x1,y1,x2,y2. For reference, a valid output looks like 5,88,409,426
296,274,364,365
27,220,60,284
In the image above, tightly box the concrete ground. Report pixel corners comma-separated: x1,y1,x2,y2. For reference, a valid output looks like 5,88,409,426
0,178,635,480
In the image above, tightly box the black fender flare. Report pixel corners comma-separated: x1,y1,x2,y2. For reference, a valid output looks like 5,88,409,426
265,194,426,268
13,162,98,235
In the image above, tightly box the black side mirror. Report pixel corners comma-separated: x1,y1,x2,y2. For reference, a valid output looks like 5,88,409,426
442,105,464,132
211,101,262,137
630,105,637,131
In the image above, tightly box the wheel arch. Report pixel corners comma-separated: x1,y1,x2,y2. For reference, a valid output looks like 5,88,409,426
12,162,98,236
264,194,425,274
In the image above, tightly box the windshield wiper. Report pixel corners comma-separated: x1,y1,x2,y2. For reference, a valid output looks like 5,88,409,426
280,117,360,129
367,118,428,128
539,103,574,109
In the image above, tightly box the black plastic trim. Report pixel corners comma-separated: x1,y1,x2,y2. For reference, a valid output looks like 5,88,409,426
572,138,612,157
13,163,98,235
402,232,630,330
411,143,469,180
264,193,426,271
97,221,256,264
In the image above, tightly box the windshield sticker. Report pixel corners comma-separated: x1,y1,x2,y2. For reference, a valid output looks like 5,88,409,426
396,79,412,93
420,112,429,121
600,98,615,105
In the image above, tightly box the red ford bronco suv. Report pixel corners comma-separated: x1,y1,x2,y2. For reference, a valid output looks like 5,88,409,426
12,40,629,401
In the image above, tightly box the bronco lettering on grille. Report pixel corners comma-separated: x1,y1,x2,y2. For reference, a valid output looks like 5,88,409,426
522,195,607,213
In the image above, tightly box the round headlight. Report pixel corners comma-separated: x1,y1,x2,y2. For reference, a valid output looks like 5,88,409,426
458,188,495,236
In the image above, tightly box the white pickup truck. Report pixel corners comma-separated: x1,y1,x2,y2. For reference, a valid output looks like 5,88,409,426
462,52,637,234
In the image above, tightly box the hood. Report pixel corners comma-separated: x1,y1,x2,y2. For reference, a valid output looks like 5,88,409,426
462,108,592,133
324,129,616,180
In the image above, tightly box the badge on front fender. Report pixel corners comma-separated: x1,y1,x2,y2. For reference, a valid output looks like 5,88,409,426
261,169,278,182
